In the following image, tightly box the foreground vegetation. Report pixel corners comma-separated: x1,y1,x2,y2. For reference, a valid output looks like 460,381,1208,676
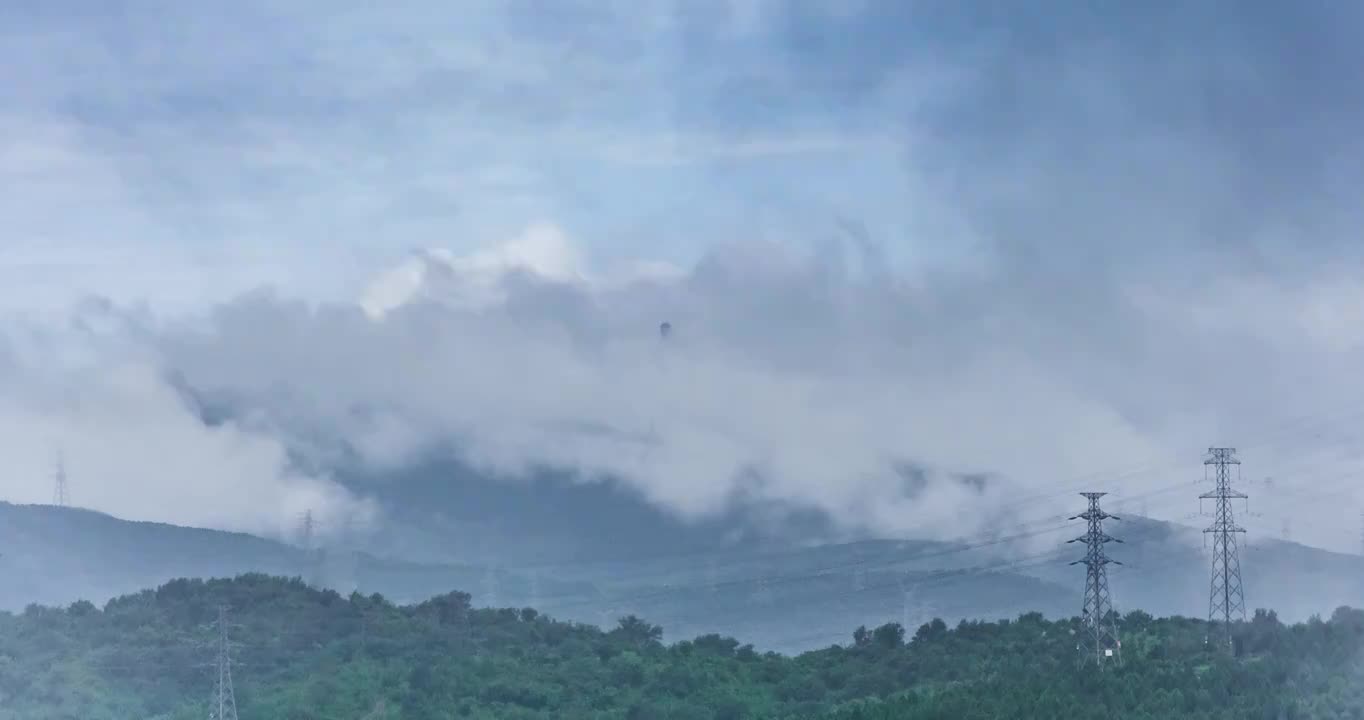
2,575,1363,718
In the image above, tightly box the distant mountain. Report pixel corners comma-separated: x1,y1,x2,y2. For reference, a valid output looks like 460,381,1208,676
8,501,1363,654
0,502,582,614
1045,514,1364,622
345,457,844,568
0,502,1072,653
0,502,301,610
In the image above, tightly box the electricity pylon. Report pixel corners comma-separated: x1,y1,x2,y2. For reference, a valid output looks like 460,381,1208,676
1202,447,1247,651
483,566,499,608
1068,492,1122,668
528,568,541,610
296,509,325,588
298,509,314,551
209,605,239,720
1358,511,1363,557
52,451,69,507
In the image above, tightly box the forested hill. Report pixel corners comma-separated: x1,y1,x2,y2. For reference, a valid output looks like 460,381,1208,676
4,575,1364,718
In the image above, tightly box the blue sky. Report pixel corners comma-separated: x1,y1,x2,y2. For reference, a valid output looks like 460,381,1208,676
0,0,938,308
6,0,1362,309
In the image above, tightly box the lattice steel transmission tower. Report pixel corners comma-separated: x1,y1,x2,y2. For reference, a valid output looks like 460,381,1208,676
298,509,314,551
296,509,325,588
1202,447,1247,650
52,451,69,507
1068,492,1122,668
209,605,239,720
483,566,500,609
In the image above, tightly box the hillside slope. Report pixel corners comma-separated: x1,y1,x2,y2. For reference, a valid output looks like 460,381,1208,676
4,575,1364,719
9,501,1364,655
0,503,1077,653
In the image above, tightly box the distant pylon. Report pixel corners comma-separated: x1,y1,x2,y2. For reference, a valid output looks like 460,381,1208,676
528,569,541,610
899,578,920,631
209,605,239,720
298,510,314,550
296,509,324,587
1068,492,1122,668
1202,447,1247,650
751,576,774,607
599,606,617,631
52,451,69,507
899,575,933,633
483,566,499,608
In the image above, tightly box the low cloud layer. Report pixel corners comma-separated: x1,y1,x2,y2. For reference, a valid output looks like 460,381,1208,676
3,1,1364,554
4,224,1362,554
0,312,378,538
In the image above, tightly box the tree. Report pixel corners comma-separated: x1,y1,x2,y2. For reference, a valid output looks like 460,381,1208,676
871,623,905,649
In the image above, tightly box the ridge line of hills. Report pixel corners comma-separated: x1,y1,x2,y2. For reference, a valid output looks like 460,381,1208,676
5,572,1364,718
6,500,1364,655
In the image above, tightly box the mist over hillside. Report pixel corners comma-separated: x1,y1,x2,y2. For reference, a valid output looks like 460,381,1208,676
8,494,1364,654
11,574,1364,719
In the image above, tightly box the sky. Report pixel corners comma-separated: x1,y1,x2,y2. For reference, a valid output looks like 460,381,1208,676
3,1,1364,554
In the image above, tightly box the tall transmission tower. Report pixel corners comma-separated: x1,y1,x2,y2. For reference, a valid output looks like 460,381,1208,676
483,566,499,609
599,605,618,631
900,579,913,631
1068,492,1122,668
296,509,326,588
51,451,69,507
751,576,774,607
528,568,541,610
209,605,239,720
298,509,315,551
1201,447,1247,650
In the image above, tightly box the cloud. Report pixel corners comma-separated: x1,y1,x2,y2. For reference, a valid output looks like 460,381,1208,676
2,0,1364,557
94,220,1357,556
5,226,1364,555
0,0,936,313
0,309,378,539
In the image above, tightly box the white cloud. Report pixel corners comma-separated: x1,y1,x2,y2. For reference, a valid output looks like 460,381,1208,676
47,223,1342,555
2,0,1364,560
1,218,1363,557
0,321,377,539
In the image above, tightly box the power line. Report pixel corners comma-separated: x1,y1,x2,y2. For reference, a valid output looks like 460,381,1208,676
1068,492,1121,669
1202,448,1247,651
504,396,1364,580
